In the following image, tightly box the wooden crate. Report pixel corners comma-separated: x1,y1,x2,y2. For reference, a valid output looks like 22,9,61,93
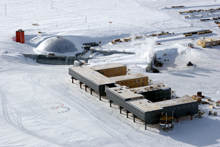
209,105,214,109
191,95,202,102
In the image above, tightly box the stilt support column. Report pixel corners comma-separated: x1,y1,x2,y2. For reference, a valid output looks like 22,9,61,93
133,114,136,122
80,81,82,88
145,122,147,130
119,106,122,114
126,110,130,118
90,88,93,95
109,100,112,107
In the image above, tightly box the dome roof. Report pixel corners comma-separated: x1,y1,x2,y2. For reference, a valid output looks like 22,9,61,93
35,36,78,54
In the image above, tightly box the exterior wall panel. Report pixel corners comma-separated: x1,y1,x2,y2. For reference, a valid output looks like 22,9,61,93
161,101,198,117
116,77,148,88
97,66,127,77
140,88,171,102
145,110,162,124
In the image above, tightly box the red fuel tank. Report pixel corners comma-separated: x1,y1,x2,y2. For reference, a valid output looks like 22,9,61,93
16,29,25,43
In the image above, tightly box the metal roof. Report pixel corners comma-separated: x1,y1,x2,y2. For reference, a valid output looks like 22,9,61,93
130,84,169,93
128,99,163,112
155,96,197,107
36,36,78,54
109,86,144,100
69,66,114,85
183,30,210,34
199,39,211,43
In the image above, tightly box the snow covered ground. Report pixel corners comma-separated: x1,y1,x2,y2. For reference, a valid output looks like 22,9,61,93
0,0,220,146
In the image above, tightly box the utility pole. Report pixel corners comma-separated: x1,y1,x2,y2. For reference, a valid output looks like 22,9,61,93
51,0,53,9
5,4,7,16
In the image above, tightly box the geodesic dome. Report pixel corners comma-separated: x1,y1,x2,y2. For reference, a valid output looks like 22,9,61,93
35,36,78,54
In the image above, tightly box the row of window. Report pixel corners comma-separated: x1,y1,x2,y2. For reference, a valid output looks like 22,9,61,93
126,83,147,88
153,95,168,99
146,112,161,117
155,90,169,94
118,80,147,85
101,68,126,73
105,72,125,77
165,103,196,111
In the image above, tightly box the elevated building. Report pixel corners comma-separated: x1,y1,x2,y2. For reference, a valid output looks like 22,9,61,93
69,63,198,128
106,86,197,125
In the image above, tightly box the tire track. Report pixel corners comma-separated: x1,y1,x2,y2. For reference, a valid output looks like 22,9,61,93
49,76,154,144
23,74,38,104
0,76,70,147
34,75,132,147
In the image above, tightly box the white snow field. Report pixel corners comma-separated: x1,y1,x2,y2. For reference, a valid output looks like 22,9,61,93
0,0,220,146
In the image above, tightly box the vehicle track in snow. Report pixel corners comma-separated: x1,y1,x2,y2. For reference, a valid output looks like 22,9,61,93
39,75,162,146
0,75,71,147
34,74,132,147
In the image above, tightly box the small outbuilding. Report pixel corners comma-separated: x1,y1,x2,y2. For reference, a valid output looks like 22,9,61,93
197,39,212,48
198,37,220,48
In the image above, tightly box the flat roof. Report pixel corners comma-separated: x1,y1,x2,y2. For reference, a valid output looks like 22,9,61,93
127,99,163,112
92,63,126,71
69,66,114,85
155,96,197,107
207,38,220,41
110,73,147,82
130,84,170,93
199,39,211,43
109,86,144,100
